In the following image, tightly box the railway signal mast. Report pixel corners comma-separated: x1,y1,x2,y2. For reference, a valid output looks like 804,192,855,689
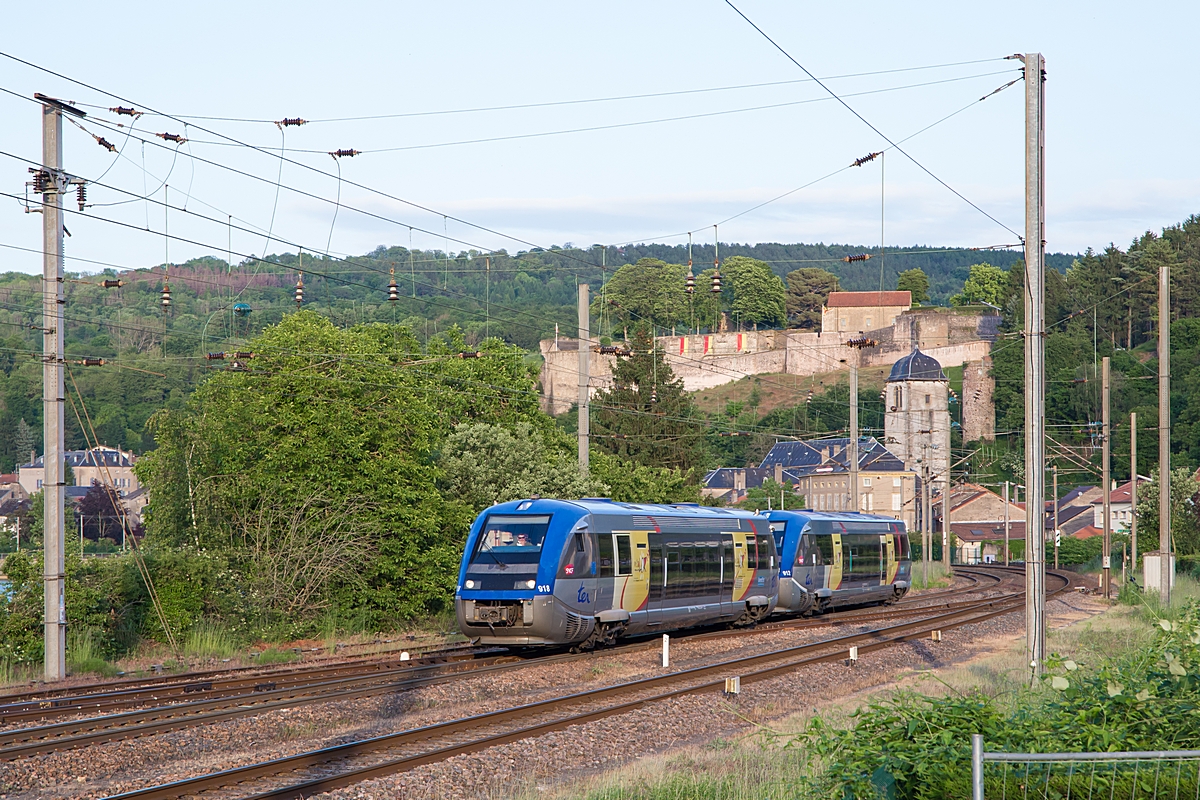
1019,53,1047,683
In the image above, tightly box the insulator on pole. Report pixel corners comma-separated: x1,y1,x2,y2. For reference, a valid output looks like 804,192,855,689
710,272,722,294
76,185,87,211
94,136,116,153
276,118,308,128
294,275,305,306
156,132,188,144
843,253,872,262
457,351,481,359
329,149,361,159
160,282,171,310
110,106,142,117
74,358,105,367
650,388,658,403
851,151,882,167
388,279,400,303
205,352,227,360
100,279,125,289
685,271,695,294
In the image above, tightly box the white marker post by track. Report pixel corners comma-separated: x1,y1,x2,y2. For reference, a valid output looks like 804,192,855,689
662,634,670,668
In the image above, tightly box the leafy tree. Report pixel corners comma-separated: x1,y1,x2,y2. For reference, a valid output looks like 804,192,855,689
441,421,604,512
592,258,689,330
785,269,839,328
77,480,123,542
591,326,709,471
721,256,787,327
1135,467,1200,558
951,262,1008,306
588,450,702,504
139,312,555,627
896,268,930,304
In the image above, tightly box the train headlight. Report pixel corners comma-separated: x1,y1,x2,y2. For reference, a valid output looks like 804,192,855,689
517,579,536,590
465,579,476,589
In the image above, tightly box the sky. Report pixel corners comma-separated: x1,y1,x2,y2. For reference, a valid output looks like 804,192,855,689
0,1,1197,277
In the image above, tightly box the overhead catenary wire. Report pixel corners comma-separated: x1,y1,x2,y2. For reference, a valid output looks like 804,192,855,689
140,70,1015,155
65,57,1007,124
721,0,1022,241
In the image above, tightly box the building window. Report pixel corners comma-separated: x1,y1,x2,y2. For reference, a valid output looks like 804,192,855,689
865,316,873,328
36,479,43,489
863,477,872,487
840,317,848,330
892,493,902,511
893,477,902,488
925,394,931,405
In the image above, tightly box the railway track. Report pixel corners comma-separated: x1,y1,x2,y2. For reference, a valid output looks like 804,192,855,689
0,564,1015,756
102,567,1070,800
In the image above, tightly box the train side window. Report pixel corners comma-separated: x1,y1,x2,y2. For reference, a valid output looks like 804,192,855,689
598,534,614,577
666,549,681,597
757,535,774,570
615,534,633,576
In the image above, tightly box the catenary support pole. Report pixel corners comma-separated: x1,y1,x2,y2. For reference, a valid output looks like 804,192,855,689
1102,356,1111,598
1130,412,1137,574
39,94,74,682
1159,264,1171,604
1022,53,1047,682
1053,465,1059,570
849,363,859,513
1004,480,1010,566
578,284,590,475
942,476,951,570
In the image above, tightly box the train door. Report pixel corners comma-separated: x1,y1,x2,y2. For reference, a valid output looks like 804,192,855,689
731,531,757,601
615,531,651,621
720,536,735,616
827,531,843,591
647,536,666,626
884,533,898,583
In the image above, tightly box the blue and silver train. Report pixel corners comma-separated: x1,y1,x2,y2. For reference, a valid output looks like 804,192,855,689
454,499,778,649
766,510,912,615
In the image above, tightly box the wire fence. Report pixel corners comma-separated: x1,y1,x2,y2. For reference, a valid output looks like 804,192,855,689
972,735,1200,800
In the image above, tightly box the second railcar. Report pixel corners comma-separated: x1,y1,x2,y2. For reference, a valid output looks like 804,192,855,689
455,499,778,649
767,511,911,615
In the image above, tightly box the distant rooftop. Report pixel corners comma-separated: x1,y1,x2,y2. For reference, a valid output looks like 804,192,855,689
21,446,135,470
825,291,911,308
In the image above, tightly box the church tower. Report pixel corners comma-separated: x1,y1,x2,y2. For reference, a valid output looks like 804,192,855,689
884,347,951,487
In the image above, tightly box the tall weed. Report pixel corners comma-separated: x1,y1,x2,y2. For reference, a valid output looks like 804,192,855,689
183,620,238,661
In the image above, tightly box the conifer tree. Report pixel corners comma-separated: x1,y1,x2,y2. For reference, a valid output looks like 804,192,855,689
592,325,709,472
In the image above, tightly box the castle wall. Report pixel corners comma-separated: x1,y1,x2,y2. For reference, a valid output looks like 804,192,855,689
538,311,992,415
962,356,996,442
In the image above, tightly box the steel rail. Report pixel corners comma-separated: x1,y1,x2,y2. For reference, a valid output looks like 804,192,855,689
0,641,479,709
0,562,999,725
102,568,1071,800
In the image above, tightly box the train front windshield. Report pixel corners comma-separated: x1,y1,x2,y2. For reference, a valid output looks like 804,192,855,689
470,515,551,562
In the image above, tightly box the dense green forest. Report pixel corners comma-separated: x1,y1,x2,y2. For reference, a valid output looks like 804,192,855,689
0,240,1073,471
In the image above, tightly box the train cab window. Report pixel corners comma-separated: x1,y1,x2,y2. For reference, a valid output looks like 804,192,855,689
769,522,786,554
558,531,595,579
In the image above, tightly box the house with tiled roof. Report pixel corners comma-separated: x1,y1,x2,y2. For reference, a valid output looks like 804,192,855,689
1090,477,1149,532
19,446,140,498
758,436,918,530
821,291,912,334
